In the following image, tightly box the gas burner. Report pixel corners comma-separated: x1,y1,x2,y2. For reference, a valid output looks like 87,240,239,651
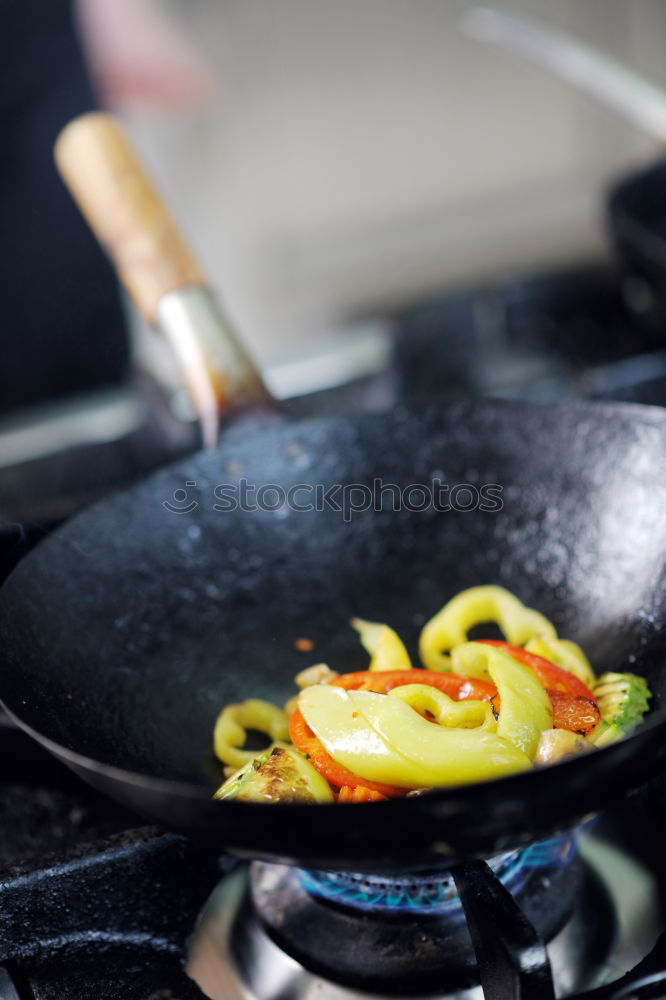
187,828,662,1000
247,841,584,995
299,835,575,916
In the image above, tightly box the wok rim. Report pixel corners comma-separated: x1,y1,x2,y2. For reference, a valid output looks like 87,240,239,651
3,691,665,812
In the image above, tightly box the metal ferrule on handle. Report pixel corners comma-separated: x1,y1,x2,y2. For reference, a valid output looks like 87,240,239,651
157,286,273,448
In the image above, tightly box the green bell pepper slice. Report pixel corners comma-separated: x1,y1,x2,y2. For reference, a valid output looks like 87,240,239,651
351,617,413,672
387,683,497,731
298,684,532,788
419,585,556,672
525,636,596,688
451,642,552,758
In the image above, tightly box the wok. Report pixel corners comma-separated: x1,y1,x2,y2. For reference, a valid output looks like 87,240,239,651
1,116,666,872
1,398,665,870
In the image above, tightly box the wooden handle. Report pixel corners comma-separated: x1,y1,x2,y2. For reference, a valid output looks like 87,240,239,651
54,112,206,324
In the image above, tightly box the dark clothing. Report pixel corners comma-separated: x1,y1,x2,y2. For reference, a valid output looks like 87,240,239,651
0,0,129,415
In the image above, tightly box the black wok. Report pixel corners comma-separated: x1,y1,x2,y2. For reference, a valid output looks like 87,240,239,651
1,398,665,871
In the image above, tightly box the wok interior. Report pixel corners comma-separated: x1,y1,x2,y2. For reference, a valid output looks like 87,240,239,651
1,400,665,792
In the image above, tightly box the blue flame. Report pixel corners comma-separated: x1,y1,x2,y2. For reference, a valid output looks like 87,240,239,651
299,834,576,916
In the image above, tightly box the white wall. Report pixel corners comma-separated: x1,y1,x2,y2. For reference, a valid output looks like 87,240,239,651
122,1,666,363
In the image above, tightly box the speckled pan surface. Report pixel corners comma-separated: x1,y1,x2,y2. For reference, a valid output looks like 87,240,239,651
1,398,665,868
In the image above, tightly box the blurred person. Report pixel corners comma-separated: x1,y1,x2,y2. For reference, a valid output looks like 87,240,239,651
76,0,213,110
0,0,211,418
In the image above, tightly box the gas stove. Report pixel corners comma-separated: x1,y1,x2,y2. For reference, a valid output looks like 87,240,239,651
1,709,666,1000
393,263,666,409
2,260,666,999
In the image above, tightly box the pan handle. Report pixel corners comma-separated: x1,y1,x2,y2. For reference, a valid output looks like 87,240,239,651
452,858,556,1000
55,113,275,449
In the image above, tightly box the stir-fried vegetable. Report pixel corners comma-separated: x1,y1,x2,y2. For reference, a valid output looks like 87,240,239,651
534,729,590,766
212,586,652,803
450,642,552,756
524,636,596,689
298,684,532,788
588,672,651,747
453,641,600,736
295,663,339,688
214,699,289,769
350,617,413,672
546,690,600,736
337,785,389,802
289,707,405,797
388,684,497,731
215,744,334,803
475,640,596,700
419,585,556,672
331,668,497,702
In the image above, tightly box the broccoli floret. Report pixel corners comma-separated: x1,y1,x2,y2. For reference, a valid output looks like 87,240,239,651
589,672,651,747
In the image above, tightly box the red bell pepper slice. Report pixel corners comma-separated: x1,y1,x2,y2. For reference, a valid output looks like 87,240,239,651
331,669,497,702
289,708,405,797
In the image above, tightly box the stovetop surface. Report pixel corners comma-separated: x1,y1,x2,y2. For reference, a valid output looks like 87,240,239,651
2,709,666,1000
